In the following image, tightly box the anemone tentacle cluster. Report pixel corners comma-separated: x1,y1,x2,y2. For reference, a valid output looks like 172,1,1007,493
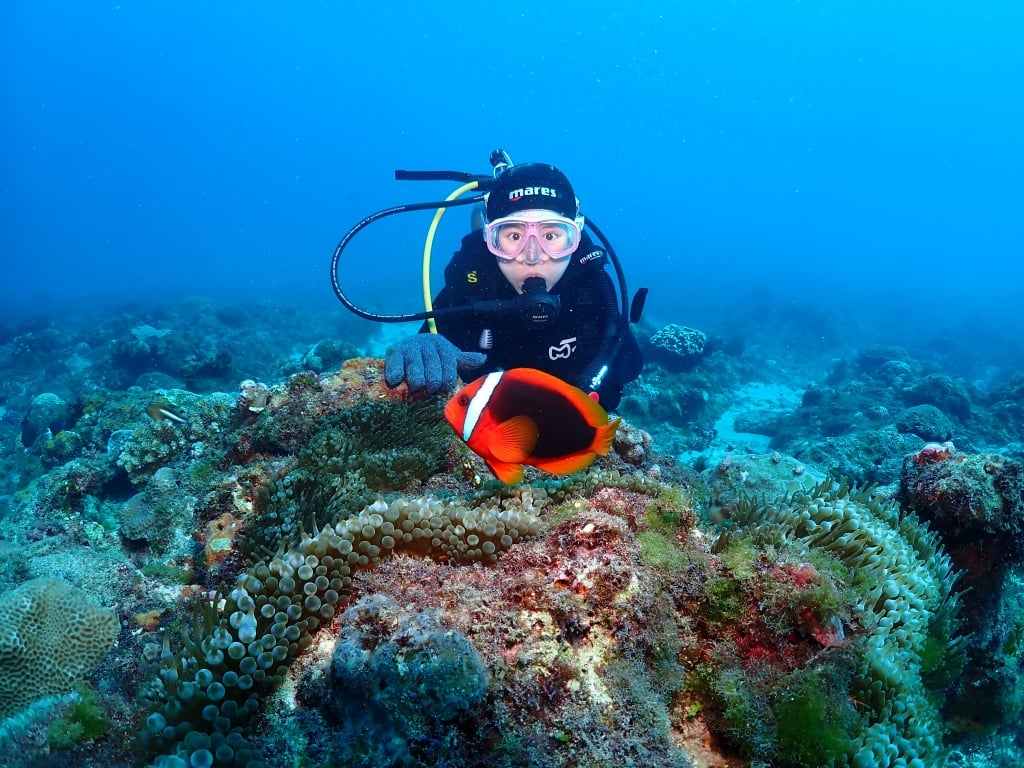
731,478,961,768
140,492,545,768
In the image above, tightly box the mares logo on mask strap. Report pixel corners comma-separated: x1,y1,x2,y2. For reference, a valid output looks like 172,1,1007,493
507,186,558,203
578,249,604,265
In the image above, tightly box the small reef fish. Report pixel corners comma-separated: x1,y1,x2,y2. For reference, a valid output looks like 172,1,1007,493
445,368,620,485
145,399,189,427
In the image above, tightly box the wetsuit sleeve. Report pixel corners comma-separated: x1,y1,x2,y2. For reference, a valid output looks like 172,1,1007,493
427,288,481,351
418,236,486,354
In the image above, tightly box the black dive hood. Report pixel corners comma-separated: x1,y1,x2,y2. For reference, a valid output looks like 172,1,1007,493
329,149,648,392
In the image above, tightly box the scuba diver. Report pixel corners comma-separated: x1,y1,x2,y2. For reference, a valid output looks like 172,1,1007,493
385,162,643,409
330,151,646,410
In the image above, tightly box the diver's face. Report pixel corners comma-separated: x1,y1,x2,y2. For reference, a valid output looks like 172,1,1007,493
489,208,576,293
497,252,571,294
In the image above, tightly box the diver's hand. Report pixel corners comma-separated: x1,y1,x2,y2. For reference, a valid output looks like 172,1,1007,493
384,334,487,395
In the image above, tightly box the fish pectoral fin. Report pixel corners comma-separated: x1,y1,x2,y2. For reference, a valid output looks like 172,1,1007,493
486,459,525,485
532,452,598,477
489,416,539,463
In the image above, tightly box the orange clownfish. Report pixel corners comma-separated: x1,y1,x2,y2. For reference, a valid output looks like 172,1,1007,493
444,368,620,485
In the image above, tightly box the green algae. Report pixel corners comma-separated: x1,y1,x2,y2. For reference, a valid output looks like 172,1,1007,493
45,685,108,750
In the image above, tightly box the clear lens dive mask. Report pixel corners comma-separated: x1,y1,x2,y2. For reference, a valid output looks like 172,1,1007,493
484,212,582,262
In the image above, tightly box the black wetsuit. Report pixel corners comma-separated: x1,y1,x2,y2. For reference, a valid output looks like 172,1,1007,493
429,231,643,410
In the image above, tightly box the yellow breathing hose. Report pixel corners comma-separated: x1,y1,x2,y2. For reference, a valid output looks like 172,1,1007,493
422,180,479,333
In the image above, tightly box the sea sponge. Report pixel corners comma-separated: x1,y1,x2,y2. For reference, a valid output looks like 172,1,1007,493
0,577,120,718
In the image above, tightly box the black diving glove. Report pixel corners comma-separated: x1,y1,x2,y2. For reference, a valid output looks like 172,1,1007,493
384,334,487,395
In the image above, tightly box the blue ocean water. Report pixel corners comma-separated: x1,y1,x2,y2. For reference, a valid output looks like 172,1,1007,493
3,1,1021,348
4,5,1024,766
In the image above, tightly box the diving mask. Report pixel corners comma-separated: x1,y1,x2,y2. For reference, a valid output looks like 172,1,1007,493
484,211,582,262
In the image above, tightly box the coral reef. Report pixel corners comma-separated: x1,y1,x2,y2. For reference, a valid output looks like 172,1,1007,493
295,595,489,766
115,390,234,486
120,467,197,551
0,578,120,718
4,296,1024,767
719,478,961,766
647,323,708,372
896,404,954,442
702,342,1004,487
612,420,653,465
21,392,71,449
246,396,451,557
899,445,1024,736
138,493,542,767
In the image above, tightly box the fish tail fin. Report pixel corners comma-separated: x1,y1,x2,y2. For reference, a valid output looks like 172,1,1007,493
594,417,620,456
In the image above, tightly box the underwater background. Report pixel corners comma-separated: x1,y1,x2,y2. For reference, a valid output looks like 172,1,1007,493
4,1,1023,342
2,2,1024,768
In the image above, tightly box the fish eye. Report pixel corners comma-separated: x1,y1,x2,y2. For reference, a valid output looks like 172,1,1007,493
458,395,470,406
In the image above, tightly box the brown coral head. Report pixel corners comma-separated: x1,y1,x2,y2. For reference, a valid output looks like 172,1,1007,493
913,441,959,467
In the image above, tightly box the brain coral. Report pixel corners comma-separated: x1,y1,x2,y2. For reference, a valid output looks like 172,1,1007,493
0,577,120,718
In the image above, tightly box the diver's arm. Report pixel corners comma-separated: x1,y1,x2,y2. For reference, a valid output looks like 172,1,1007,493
419,241,487,354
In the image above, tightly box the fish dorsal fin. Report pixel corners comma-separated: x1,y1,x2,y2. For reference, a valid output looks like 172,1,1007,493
489,415,539,463
504,368,611,426
568,387,611,426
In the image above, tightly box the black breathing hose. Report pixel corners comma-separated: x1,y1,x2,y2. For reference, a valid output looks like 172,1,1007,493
329,196,484,323
575,271,624,392
584,217,631,336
